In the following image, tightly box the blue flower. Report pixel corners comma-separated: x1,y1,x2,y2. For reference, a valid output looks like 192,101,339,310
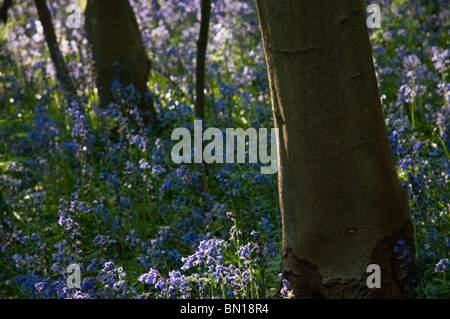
183,231,198,246
250,230,260,238
139,269,160,285
119,197,133,208
238,244,251,261
435,258,449,272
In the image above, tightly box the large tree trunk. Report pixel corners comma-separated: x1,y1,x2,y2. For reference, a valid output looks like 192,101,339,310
84,0,155,123
255,0,418,298
34,0,76,98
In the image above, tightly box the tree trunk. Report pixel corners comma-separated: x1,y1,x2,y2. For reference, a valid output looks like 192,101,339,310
195,0,212,193
34,0,76,98
195,0,212,120
0,0,12,24
84,0,155,123
255,0,418,298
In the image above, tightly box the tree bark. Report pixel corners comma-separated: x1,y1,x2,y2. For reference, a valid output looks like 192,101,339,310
195,0,212,193
195,0,212,120
84,0,155,123
34,0,76,98
255,0,418,298
0,0,12,24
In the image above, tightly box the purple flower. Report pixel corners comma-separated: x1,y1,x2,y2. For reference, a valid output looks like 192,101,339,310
435,259,449,272
279,274,294,299
139,269,160,285
431,46,450,71
250,230,260,238
238,244,251,260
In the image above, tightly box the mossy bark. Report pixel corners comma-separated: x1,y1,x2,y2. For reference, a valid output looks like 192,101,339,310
255,0,418,298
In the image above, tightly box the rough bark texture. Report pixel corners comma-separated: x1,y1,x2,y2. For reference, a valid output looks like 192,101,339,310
34,0,76,98
195,0,212,120
255,0,418,298
85,0,155,122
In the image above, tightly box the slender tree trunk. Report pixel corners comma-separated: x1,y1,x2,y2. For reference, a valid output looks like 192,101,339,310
195,0,212,119
84,0,155,123
0,0,12,24
34,0,76,98
255,0,418,298
195,0,212,194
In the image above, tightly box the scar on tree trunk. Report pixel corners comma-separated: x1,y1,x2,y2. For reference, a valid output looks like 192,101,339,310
283,220,419,298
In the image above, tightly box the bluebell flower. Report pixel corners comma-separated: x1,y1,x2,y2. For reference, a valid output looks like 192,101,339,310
119,197,133,208
183,231,198,246
226,211,235,220
139,269,160,285
435,258,449,272
238,244,251,261
279,274,294,299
